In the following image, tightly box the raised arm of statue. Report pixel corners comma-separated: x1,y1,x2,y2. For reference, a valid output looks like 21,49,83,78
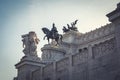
21,34,29,48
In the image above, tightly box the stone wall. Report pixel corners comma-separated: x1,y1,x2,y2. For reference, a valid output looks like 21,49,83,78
15,3,120,80
31,21,118,80
57,23,115,56
31,18,118,80
32,68,41,80
32,37,120,80
56,57,69,80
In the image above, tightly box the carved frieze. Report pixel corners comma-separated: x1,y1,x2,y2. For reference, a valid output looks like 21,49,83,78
92,38,115,58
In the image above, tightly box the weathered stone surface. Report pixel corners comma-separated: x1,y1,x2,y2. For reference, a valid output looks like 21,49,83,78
14,3,120,80
21,31,40,57
41,44,66,63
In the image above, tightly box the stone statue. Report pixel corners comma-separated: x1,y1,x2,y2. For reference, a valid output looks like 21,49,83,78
62,20,78,33
62,26,70,33
70,19,78,31
22,31,40,56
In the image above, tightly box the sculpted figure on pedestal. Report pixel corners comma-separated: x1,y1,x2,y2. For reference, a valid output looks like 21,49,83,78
62,20,78,33
70,19,78,31
22,31,40,56
62,26,70,33
42,23,63,45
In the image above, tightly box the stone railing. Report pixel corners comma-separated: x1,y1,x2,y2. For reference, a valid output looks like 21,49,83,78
76,23,115,44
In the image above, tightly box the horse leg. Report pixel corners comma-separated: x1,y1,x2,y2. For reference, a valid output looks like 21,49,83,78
55,38,59,46
43,35,46,40
47,37,50,44
59,35,63,42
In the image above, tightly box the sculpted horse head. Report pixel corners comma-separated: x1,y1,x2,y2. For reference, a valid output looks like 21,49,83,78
42,27,53,43
42,27,50,35
62,26,70,33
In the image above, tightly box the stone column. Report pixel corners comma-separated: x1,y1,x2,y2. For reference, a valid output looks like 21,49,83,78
68,55,73,80
106,3,120,55
53,61,57,80
40,67,43,80
88,45,93,59
87,45,93,80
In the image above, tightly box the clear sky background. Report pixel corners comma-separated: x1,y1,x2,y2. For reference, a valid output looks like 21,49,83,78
0,0,120,80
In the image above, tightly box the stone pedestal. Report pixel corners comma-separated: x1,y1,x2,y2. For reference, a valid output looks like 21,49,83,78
41,44,66,63
62,31,82,44
15,56,44,80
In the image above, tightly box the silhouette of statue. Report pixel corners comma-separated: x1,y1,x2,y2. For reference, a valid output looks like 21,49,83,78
62,20,78,33
70,19,78,31
62,26,70,33
51,23,58,33
42,23,62,45
51,23,58,38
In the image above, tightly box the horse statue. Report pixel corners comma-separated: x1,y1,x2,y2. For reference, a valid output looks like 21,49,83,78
62,20,78,33
42,23,63,45
62,26,70,33
70,19,78,31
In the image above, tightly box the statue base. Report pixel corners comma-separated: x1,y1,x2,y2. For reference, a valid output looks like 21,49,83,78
15,55,45,80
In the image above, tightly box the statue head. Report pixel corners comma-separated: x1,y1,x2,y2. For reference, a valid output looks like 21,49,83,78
29,31,36,38
52,23,55,27
29,31,40,44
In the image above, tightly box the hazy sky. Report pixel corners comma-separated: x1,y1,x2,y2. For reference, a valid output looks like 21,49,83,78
0,0,120,80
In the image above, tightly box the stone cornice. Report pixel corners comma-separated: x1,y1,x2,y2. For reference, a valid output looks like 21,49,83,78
106,3,120,22
41,44,66,54
15,56,45,69
63,30,82,38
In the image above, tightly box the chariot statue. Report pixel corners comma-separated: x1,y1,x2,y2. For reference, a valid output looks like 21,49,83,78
22,31,40,56
62,20,78,33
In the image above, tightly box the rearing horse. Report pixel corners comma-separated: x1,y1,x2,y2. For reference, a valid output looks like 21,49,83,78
42,27,63,45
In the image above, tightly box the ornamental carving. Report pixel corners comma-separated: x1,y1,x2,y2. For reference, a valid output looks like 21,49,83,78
92,38,115,58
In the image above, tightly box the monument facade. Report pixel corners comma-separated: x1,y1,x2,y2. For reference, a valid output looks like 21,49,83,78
14,3,120,80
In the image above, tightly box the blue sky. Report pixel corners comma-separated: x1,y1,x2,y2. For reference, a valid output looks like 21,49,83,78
0,0,120,80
